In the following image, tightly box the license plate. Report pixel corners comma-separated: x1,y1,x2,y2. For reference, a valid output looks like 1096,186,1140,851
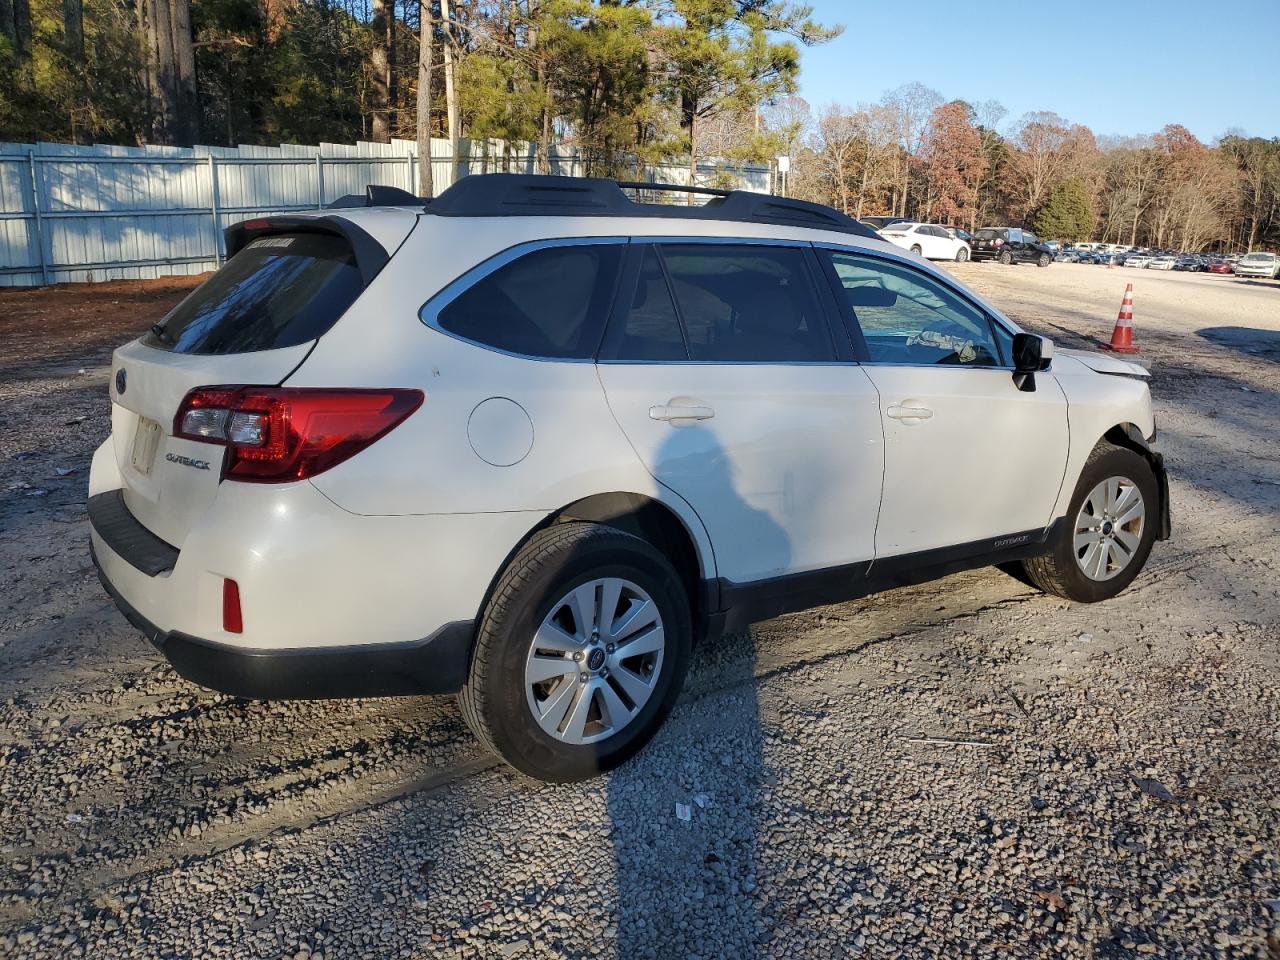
130,418,162,475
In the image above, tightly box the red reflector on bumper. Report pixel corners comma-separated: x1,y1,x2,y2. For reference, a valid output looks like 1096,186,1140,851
223,579,243,634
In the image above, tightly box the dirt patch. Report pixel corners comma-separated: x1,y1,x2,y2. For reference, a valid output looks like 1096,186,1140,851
0,277,204,376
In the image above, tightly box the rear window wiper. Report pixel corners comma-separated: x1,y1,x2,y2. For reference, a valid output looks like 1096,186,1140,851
150,323,171,344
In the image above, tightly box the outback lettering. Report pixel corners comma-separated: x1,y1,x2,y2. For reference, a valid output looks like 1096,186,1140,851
165,453,211,471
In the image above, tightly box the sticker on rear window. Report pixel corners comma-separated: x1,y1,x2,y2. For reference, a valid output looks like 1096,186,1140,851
249,237,295,250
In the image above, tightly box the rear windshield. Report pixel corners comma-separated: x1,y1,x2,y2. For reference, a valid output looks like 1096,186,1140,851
143,233,363,354
974,229,1005,239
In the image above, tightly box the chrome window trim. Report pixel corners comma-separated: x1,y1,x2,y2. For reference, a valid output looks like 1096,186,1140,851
595,359,859,367
629,235,814,248
417,236,629,363
812,240,1022,370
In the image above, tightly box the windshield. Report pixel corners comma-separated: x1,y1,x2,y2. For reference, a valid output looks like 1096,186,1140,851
1243,253,1275,261
144,233,363,355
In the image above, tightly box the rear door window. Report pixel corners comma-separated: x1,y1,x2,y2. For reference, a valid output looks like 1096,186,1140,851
658,244,835,362
434,243,623,359
145,232,364,355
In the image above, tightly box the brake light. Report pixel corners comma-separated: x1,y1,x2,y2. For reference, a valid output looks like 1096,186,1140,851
223,578,243,633
174,387,423,482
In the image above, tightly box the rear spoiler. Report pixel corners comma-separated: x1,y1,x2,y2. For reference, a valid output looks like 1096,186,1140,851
222,215,393,286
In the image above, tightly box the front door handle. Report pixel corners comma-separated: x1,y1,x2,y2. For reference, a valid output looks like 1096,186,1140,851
886,402,934,423
650,402,715,422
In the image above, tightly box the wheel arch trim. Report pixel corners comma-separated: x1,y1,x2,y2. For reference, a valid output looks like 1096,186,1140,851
468,491,718,660
1101,423,1172,541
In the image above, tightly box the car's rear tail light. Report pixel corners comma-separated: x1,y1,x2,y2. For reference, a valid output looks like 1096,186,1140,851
223,578,243,633
174,386,423,482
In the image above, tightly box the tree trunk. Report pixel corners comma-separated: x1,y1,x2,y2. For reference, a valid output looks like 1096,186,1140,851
0,0,15,47
416,0,434,196
169,0,199,145
855,141,872,219
687,110,698,205
62,0,84,62
146,0,180,144
4,0,34,90
441,0,460,177
529,8,550,175
370,0,394,142
538,65,551,175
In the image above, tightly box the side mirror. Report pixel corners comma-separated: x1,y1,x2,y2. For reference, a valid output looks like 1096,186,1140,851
1011,333,1052,392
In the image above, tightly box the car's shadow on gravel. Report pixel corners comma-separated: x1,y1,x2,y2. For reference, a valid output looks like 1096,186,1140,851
1197,327,1280,364
606,428,791,958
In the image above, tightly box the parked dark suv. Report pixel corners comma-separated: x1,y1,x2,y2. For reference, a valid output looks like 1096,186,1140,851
971,227,1054,266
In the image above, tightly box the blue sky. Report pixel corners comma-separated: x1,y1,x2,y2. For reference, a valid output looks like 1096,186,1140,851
793,1,1280,142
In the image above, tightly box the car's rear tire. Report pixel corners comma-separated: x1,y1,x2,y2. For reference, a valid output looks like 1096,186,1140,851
459,521,692,782
911,244,923,255
1037,252,1052,267
955,247,969,262
1018,444,1159,603
999,250,1014,265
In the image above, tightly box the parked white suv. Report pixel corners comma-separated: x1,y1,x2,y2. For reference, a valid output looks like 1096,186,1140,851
90,175,1170,782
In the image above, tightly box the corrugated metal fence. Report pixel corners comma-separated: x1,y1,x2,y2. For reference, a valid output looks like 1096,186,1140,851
0,138,769,287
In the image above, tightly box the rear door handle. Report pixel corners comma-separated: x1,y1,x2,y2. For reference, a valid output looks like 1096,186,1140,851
649,403,715,422
886,402,934,422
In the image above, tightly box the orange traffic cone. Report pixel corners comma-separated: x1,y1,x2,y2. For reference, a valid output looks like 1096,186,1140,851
1106,283,1139,353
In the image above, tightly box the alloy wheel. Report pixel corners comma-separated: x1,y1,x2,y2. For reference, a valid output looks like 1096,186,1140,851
1073,477,1146,581
524,577,665,745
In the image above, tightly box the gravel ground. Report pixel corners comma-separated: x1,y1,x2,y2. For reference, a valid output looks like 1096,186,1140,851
1,265,1278,959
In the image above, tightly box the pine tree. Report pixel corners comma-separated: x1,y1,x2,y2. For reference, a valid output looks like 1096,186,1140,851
1035,176,1095,241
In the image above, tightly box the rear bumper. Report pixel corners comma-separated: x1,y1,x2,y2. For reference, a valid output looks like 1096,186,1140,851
87,434,545,698
92,541,473,698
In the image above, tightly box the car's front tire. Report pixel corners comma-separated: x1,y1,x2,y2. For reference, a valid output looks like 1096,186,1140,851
1037,252,1052,267
459,522,691,782
910,244,923,255
1018,443,1159,602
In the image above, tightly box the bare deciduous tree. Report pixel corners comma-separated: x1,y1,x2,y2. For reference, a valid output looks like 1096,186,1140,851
881,82,941,216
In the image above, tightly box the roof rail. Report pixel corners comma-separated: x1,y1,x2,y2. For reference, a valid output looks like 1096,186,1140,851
423,174,878,239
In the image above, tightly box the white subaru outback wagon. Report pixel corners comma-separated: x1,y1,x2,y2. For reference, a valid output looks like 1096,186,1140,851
90,174,1170,782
